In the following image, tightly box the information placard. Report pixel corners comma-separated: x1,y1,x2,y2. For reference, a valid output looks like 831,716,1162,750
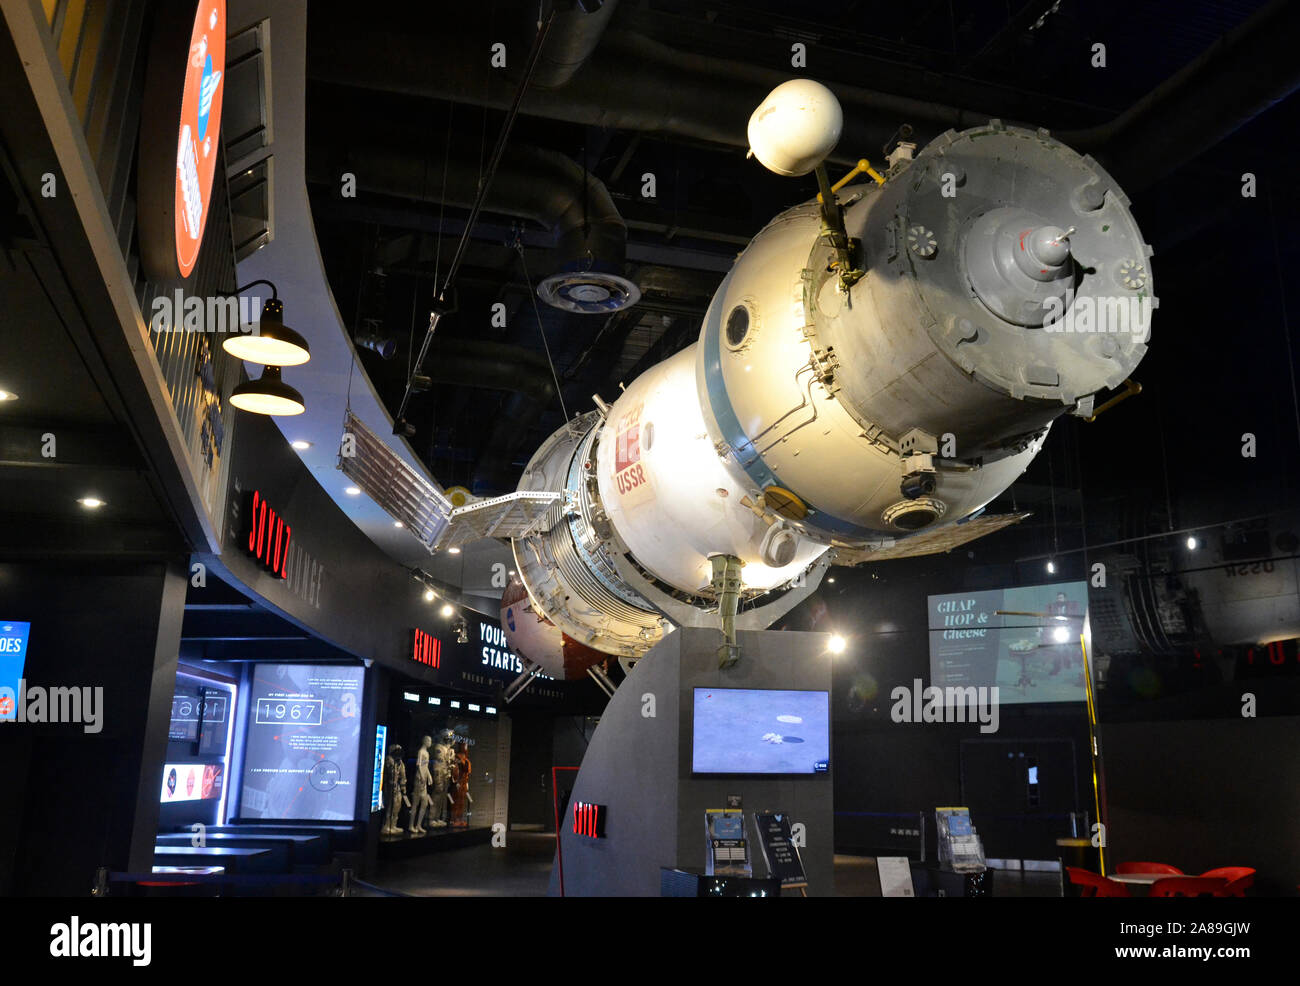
753,811,807,889
877,856,916,897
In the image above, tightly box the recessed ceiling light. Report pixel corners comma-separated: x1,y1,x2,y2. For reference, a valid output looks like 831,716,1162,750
77,497,106,509
440,604,454,618
448,546,461,554
0,390,17,402
291,440,312,450
828,634,847,654
393,520,404,528
424,589,436,602
345,487,360,496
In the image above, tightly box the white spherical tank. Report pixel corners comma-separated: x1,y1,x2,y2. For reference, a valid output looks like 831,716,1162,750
746,79,844,177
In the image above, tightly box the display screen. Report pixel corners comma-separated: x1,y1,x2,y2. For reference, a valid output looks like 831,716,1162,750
160,762,224,803
0,620,31,721
169,680,229,754
927,580,1088,703
692,688,830,774
240,664,366,820
371,725,387,813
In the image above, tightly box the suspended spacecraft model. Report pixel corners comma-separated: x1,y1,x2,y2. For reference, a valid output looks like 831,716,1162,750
424,80,1156,686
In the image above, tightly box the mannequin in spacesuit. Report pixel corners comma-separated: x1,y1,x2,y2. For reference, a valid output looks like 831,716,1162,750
450,740,472,828
382,744,409,835
430,730,455,827
408,735,434,834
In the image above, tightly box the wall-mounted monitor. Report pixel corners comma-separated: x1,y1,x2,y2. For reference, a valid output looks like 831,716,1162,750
692,688,830,775
927,580,1089,704
240,663,366,820
0,621,31,721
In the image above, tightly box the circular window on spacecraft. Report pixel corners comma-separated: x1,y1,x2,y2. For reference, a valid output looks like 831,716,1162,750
725,304,751,348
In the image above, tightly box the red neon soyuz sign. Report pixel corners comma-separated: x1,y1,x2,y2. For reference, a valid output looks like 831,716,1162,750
244,489,290,579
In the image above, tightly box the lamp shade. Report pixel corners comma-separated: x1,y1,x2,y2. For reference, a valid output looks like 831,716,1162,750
222,299,311,366
230,365,305,416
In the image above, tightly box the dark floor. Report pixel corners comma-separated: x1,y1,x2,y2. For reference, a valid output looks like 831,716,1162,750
363,836,1062,896
369,832,556,896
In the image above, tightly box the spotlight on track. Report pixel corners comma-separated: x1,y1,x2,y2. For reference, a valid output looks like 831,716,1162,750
357,331,397,359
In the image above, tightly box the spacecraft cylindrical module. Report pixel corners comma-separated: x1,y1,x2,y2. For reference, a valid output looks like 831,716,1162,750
504,84,1156,676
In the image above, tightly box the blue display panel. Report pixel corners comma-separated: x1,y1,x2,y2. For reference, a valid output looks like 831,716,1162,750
0,621,31,721
240,664,366,820
927,580,1089,703
371,725,387,813
692,688,830,775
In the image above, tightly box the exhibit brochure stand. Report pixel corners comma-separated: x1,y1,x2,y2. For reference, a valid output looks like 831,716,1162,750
935,807,987,872
705,810,751,876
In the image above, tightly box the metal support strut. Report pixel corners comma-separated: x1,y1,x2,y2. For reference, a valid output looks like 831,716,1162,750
710,554,744,668
813,164,865,290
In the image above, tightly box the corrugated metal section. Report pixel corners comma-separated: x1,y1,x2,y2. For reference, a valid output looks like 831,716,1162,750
44,0,241,523
340,411,453,549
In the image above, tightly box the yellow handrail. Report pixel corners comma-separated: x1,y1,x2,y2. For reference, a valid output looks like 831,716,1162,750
817,158,884,202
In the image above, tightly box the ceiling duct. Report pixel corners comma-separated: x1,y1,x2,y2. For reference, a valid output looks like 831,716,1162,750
521,0,621,90
310,141,636,312
311,9,1300,185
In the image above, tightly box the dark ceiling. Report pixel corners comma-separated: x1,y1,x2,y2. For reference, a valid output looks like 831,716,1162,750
0,149,182,559
300,0,1300,576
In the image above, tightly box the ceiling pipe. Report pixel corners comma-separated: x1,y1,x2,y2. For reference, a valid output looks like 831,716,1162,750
308,27,988,161
311,13,1299,181
310,141,625,268
418,338,558,405
1057,0,1300,191
520,0,621,90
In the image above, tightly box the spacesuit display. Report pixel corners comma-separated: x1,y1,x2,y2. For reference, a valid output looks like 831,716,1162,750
382,744,409,836
408,735,433,834
430,731,455,828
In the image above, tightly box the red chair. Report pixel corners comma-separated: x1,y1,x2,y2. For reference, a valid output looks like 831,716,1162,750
1067,866,1132,897
1200,867,1255,897
1116,861,1183,875
1149,876,1228,897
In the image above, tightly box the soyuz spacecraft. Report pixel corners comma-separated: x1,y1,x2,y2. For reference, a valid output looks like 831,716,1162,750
489,80,1156,683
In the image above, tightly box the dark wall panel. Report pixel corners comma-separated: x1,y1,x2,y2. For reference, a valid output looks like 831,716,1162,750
1101,717,1300,895
0,560,186,895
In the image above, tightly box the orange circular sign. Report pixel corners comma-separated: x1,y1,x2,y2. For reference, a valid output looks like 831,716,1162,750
173,0,225,279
